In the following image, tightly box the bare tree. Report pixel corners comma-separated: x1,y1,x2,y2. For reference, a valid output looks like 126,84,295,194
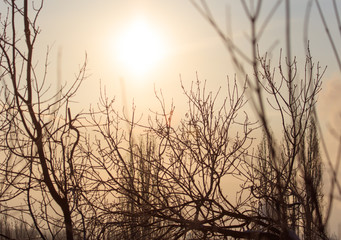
0,1,89,239
190,0,339,239
0,0,339,239
253,116,324,239
87,77,300,239
85,1,334,239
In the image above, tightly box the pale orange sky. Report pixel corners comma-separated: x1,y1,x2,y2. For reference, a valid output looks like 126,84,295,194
36,1,339,110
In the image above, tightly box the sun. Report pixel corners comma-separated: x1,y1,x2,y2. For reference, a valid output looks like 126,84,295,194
115,18,166,75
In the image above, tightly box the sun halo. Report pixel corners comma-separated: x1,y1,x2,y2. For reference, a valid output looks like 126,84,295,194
114,19,166,76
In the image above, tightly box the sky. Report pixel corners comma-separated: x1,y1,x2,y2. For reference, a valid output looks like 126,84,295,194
19,0,341,235
37,0,230,109
35,0,340,114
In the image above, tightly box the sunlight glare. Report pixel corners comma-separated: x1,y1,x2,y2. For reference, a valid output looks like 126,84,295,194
115,18,166,75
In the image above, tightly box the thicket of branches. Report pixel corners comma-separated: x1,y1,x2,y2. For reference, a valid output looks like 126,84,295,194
0,0,340,239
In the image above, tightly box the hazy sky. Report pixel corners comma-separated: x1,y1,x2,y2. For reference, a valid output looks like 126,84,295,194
33,0,340,233
36,1,339,110
34,1,339,118
37,1,223,106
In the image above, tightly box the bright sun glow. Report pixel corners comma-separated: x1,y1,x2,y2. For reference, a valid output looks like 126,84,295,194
115,19,166,75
